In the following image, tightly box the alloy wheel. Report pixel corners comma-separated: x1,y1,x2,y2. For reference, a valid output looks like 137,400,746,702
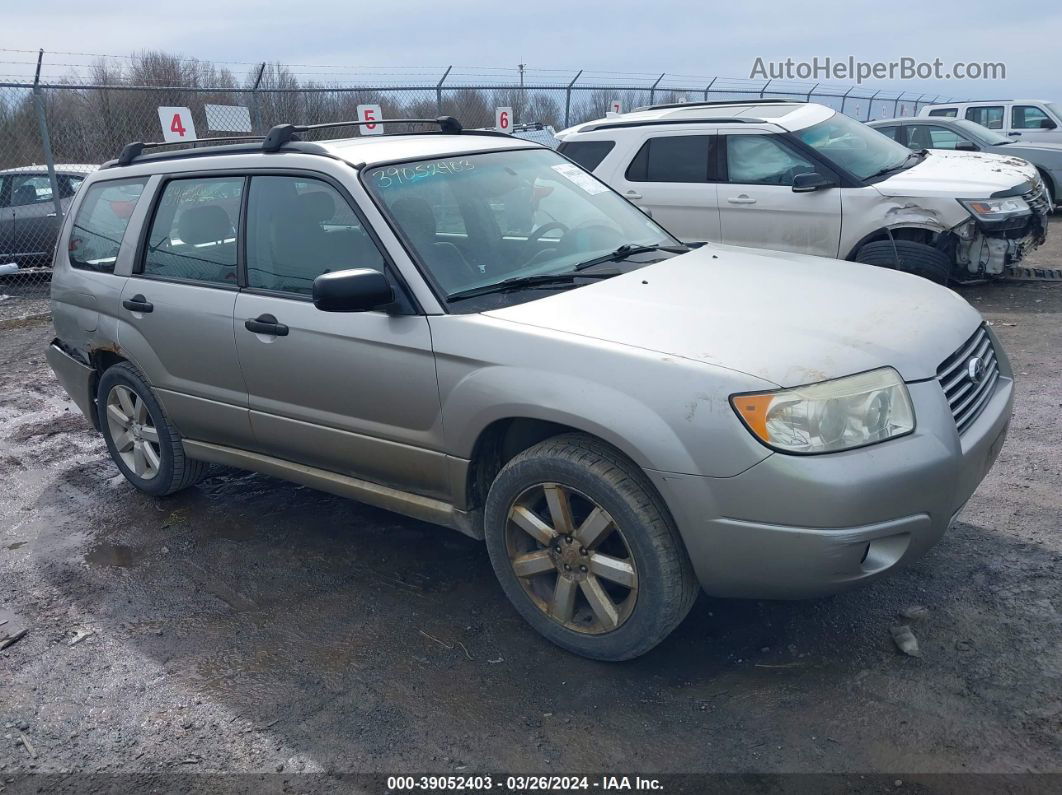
504,483,638,634
105,385,162,480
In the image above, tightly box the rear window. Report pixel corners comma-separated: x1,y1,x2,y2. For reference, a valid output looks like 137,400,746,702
557,140,615,172
68,178,148,273
965,105,1005,130
625,135,711,183
928,108,958,118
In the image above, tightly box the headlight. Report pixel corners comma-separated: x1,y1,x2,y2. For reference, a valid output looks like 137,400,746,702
959,196,1030,221
730,367,915,454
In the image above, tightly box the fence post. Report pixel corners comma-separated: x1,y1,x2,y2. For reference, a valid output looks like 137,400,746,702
250,62,266,134
31,49,64,225
867,90,880,120
760,79,772,98
839,86,854,115
703,78,716,101
564,70,582,128
806,83,819,102
649,73,665,105
435,65,452,115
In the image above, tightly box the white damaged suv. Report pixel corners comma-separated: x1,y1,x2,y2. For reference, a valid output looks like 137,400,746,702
557,100,1051,282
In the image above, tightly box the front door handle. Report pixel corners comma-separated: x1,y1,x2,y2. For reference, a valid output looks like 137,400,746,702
1008,132,1021,137
624,190,643,200
122,294,153,313
727,195,757,205
245,314,289,337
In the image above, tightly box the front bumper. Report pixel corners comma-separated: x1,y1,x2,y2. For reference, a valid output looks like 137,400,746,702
649,373,1014,599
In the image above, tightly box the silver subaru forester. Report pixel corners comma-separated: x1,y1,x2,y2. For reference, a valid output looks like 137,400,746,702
46,117,1013,660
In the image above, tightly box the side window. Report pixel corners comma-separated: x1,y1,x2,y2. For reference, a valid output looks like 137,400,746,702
557,140,615,172
928,108,958,118
1012,105,1052,130
68,178,148,273
906,124,965,150
965,105,1004,130
875,126,899,141
625,136,710,183
725,135,818,186
60,175,85,198
246,176,386,295
10,175,54,207
142,177,242,285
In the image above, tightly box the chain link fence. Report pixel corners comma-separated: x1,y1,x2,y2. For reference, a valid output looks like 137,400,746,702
0,56,961,307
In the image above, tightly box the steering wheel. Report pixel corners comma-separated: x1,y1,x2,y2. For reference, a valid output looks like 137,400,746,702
525,221,569,249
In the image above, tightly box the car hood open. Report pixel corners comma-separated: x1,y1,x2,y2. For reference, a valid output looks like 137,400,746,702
875,149,1039,198
483,244,983,387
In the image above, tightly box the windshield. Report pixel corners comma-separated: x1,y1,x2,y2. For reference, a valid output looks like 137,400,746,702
950,119,1011,146
796,112,914,180
363,148,676,300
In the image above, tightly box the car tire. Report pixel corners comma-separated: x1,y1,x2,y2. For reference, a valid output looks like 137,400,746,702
483,433,699,661
96,362,208,496
854,239,952,284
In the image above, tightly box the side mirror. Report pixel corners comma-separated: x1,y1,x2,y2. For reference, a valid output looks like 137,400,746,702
792,172,836,193
312,268,394,312
955,140,979,151
1040,118,1058,130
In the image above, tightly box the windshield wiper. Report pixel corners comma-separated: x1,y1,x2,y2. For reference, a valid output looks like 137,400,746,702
572,243,689,272
446,270,621,302
864,150,926,181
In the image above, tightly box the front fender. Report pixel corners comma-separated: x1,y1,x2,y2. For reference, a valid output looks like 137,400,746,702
429,315,774,478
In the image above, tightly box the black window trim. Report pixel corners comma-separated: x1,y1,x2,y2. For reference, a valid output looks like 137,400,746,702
132,167,420,314
68,174,151,274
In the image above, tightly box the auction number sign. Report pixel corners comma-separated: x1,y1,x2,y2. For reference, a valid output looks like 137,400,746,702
358,104,384,135
610,100,622,114
158,107,197,142
495,106,513,133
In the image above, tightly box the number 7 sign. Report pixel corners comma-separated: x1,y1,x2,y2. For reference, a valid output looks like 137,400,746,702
158,107,197,142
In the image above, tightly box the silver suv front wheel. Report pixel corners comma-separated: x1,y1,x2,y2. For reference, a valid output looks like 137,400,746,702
484,433,698,661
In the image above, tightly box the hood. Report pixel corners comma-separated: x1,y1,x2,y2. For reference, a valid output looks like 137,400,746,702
484,245,983,387
875,149,1038,198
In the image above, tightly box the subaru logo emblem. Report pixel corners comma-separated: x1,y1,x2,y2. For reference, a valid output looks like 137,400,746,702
967,356,986,384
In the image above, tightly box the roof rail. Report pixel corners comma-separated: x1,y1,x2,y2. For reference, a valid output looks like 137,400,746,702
263,115,464,151
633,98,804,112
116,135,262,166
579,117,765,133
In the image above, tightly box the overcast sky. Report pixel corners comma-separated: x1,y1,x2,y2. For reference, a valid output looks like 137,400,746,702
5,0,1061,98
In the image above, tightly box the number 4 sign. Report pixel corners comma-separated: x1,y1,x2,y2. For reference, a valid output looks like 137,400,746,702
495,106,513,133
158,107,197,142
358,104,384,135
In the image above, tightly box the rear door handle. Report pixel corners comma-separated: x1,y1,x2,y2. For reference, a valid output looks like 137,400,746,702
122,294,153,313
245,314,289,337
624,190,643,200
727,195,757,205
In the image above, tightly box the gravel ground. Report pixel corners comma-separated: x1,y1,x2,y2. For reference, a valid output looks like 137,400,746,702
0,282,1060,789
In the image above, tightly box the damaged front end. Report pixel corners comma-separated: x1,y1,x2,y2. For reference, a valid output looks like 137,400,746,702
951,178,1051,277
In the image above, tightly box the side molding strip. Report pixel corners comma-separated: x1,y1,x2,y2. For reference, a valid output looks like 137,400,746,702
182,439,482,539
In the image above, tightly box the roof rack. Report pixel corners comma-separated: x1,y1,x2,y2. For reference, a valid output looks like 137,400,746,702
262,115,465,151
108,115,487,169
633,98,804,112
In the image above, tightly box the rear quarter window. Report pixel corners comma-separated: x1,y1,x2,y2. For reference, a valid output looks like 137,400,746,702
928,108,958,118
557,140,615,171
68,178,148,273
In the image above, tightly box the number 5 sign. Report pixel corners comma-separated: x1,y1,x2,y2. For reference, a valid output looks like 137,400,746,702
495,106,513,133
357,104,384,135
158,107,197,142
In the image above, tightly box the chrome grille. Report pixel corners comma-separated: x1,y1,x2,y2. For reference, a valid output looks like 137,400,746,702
936,325,1000,434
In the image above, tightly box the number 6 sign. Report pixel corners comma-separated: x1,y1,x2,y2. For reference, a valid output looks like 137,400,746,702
158,107,197,142
495,106,513,133
358,104,384,135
